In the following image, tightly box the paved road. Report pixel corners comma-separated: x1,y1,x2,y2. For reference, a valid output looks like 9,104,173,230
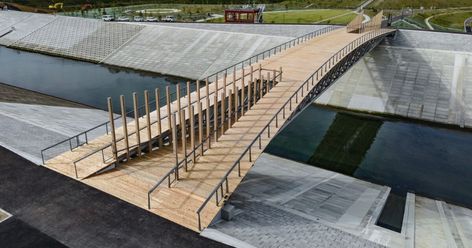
0,146,228,248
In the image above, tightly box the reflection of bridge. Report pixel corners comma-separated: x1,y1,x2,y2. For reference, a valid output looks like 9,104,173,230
43,13,395,231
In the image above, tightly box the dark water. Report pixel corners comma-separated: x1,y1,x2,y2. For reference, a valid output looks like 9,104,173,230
266,104,472,209
0,47,191,112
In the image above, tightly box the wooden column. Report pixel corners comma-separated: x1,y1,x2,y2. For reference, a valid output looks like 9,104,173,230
266,72,270,93
253,66,257,104
214,94,218,142
120,95,130,161
228,90,232,128
223,73,227,96
272,69,276,88
205,78,211,139
180,109,187,170
258,64,262,100
248,66,252,110
279,67,283,81
176,84,182,128
190,105,195,162
133,92,141,157
144,90,152,153
187,81,191,125
220,92,225,135
166,86,172,141
241,68,245,116
196,81,203,147
171,112,179,179
155,88,163,147
232,68,237,120
261,75,265,97
107,97,118,161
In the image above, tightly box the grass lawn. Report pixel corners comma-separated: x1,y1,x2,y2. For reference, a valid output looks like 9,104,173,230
430,11,472,29
368,0,472,9
262,9,353,24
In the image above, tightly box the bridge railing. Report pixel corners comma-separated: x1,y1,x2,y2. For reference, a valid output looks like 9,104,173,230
196,28,395,231
203,25,340,84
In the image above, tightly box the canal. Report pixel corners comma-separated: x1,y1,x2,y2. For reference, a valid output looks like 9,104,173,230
266,104,472,231
0,46,192,112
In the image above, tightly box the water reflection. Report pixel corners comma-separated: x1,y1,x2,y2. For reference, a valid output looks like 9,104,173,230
266,104,472,209
0,47,190,112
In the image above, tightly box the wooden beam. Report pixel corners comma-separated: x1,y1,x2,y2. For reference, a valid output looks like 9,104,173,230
133,92,141,157
171,112,179,179
196,81,203,147
205,78,210,139
166,86,172,143
181,109,187,171
220,91,225,135
241,68,245,116
187,81,191,126
176,84,182,129
155,88,163,147
214,94,218,142
228,90,232,128
253,66,257,106
144,90,152,153
107,97,117,161
248,67,252,110
190,105,195,162
119,95,130,161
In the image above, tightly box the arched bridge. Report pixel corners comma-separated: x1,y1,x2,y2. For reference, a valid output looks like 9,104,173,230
42,12,395,232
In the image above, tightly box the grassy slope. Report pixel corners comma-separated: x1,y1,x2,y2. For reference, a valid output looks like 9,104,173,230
430,11,472,29
263,9,352,24
369,0,472,9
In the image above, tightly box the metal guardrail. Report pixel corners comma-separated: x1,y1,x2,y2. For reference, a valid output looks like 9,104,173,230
196,28,396,231
147,70,282,210
202,25,340,83
40,25,338,166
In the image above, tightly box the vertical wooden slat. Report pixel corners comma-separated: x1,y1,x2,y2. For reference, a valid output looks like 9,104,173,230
223,73,227,96
108,97,118,161
181,109,187,170
266,72,270,93
196,81,202,146
214,94,218,142
272,69,276,88
258,64,262,100
241,68,245,116
166,86,172,141
187,81,191,125
176,84,182,128
228,90,232,128
171,112,179,179
144,90,152,153
190,105,195,162
120,95,130,161
253,66,257,104
133,93,141,157
261,75,265,97
205,78,210,139
155,88,163,147
232,67,237,119
248,66,252,110
220,92,225,135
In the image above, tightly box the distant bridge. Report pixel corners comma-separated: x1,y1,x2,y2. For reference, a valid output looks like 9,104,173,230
42,12,395,231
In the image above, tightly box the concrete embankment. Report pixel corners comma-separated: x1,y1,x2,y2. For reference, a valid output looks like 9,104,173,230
315,29,472,128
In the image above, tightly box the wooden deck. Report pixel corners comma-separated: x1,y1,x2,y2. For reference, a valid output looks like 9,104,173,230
45,27,393,231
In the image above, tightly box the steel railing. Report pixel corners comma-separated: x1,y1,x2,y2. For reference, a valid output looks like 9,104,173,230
203,25,340,84
147,70,283,210
196,28,396,231
40,25,338,166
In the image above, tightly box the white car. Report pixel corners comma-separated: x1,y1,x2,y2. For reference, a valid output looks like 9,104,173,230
162,16,175,22
117,16,130,21
134,16,144,22
145,17,158,22
102,15,114,21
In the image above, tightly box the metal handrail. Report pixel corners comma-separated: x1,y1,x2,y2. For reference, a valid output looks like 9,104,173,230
147,70,283,209
202,25,340,83
196,28,396,231
40,25,338,165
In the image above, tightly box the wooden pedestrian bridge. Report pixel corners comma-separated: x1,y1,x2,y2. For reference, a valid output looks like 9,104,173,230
41,12,395,232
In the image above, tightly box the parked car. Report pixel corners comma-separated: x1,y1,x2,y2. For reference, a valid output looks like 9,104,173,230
117,16,130,21
162,15,175,22
145,17,158,22
102,15,114,21
134,16,144,22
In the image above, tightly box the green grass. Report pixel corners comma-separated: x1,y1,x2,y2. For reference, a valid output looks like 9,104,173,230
369,0,472,10
262,9,353,24
430,11,472,29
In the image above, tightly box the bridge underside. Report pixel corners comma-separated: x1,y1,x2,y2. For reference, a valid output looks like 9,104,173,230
45,27,395,231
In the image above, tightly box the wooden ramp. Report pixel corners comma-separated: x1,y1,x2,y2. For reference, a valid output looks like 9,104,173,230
45,26,395,231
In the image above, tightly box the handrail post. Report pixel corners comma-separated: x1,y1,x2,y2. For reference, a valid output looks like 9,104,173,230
172,112,179,180
107,97,118,161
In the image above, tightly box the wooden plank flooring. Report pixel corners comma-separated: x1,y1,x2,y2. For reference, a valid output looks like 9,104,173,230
45,28,393,231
